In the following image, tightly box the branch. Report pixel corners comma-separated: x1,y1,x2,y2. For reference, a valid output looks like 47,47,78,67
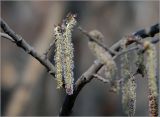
0,18,55,76
0,32,14,42
43,39,55,58
113,37,159,59
132,23,159,38
59,23,159,116
78,26,117,56
93,74,110,83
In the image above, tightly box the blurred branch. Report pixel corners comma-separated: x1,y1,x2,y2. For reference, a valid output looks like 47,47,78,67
0,18,55,76
132,23,159,38
0,32,14,42
59,23,159,116
78,26,117,56
43,39,55,58
93,74,110,83
113,37,159,59
111,23,159,51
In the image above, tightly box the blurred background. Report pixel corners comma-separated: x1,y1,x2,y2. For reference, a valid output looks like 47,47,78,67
1,1,159,116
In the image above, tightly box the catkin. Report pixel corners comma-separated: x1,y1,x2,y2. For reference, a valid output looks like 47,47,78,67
122,78,136,116
54,26,64,89
121,39,136,116
62,14,76,95
121,40,130,112
127,77,136,116
88,30,117,79
145,41,158,116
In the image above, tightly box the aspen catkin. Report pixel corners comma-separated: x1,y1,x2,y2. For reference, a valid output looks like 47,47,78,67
121,39,136,116
145,41,158,116
54,26,63,89
88,30,117,80
62,14,76,95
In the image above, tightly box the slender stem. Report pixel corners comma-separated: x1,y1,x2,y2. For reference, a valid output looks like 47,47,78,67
0,32,14,42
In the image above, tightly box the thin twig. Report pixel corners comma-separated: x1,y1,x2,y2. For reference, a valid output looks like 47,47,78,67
0,32,15,42
78,26,117,56
93,74,110,83
43,39,55,58
113,46,139,59
0,18,55,76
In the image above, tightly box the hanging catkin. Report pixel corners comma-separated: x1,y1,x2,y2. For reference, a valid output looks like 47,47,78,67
121,39,136,116
62,14,76,95
88,30,117,80
54,26,64,89
145,41,158,116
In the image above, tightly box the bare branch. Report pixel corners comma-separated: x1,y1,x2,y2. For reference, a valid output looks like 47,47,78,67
78,26,117,56
113,46,139,59
93,74,110,83
0,18,55,76
43,39,55,58
0,32,15,42
132,23,159,38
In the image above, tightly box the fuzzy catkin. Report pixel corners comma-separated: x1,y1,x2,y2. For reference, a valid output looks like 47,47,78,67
127,77,136,116
121,39,136,116
122,78,136,116
121,40,130,111
88,30,117,80
54,26,63,89
62,15,76,95
145,41,158,116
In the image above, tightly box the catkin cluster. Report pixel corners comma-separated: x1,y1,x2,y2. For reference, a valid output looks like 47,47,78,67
88,30,117,80
122,76,136,116
54,14,76,95
145,41,158,116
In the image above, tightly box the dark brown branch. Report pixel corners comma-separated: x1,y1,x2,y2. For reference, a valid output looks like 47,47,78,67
0,18,55,76
59,23,159,116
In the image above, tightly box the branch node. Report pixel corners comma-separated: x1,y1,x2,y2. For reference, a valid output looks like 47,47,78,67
93,74,110,83
43,39,55,58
